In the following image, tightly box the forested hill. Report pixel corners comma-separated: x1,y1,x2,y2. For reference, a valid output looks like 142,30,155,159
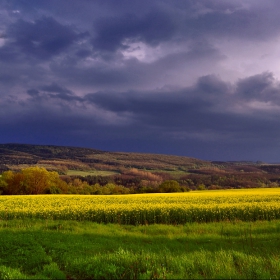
0,143,277,174
1,143,280,190
0,143,209,172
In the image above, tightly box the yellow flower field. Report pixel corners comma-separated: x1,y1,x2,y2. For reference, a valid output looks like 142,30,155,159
0,188,280,224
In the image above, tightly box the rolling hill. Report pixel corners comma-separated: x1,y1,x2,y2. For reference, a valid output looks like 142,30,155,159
0,143,279,189
0,143,209,173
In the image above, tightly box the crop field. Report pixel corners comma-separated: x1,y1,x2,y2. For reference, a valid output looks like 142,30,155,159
1,188,280,224
1,189,280,279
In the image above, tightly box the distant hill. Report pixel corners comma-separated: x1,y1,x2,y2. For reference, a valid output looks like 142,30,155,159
1,143,280,189
0,143,276,175
0,143,209,173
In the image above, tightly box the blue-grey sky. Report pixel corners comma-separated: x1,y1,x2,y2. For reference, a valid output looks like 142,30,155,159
1,0,280,162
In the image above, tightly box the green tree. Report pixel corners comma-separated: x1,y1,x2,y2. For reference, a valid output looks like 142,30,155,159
197,184,206,190
158,180,181,193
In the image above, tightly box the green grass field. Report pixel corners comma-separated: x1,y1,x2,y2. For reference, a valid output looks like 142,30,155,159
0,219,279,279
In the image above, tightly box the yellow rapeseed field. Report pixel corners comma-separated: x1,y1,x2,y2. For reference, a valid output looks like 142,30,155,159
0,188,280,224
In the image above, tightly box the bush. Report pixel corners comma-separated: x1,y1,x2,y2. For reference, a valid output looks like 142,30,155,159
159,180,181,193
45,186,62,194
197,184,206,190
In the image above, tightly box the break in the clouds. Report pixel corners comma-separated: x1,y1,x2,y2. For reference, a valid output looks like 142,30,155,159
1,0,280,162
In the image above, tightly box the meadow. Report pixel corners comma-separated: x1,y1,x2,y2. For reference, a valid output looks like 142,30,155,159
0,188,280,279
0,220,280,279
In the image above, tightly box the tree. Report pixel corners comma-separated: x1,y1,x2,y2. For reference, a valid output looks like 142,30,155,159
197,184,206,190
0,167,66,195
0,171,10,194
158,180,181,193
22,167,51,194
0,171,25,195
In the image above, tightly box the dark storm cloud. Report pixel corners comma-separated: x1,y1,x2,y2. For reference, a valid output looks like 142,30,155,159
40,83,73,95
18,72,280,134
195,74,231,96
1,0,280,161
26,89,39,97
2,72,280,161
84,73,280,131
26,83,83,102
49,42,224,91
92,9,178,52
75,49,92,58
3,17,85,60
181,0,280,41
89,0,280,57
236,72,280,103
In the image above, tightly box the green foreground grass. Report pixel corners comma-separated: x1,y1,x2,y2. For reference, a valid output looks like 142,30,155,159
0,219,279,279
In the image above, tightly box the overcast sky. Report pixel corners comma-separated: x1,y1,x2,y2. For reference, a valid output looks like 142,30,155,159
1,0,280,162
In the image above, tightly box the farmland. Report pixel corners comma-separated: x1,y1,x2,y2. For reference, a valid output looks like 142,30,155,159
1,144,280,192
1,188,280,224
1,188,280,279
0,218,280,279
66,169,118,177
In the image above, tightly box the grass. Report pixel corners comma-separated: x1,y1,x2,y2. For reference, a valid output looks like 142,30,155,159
66,170,118,177
1,190,279,278
0,219,279,279
148,169,190,177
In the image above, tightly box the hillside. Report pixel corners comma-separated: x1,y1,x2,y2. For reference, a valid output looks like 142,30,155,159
0,143,209,173
0,143,280,190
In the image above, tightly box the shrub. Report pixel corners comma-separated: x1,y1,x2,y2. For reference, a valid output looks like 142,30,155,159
159,180,181,193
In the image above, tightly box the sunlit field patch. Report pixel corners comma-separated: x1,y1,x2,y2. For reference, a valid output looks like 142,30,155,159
1,188,280,224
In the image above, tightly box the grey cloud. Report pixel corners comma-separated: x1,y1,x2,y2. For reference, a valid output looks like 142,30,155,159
236,72,280,103
27,89,39,97
49,43,224,92
6,17,83,60
152,44,224,74
90,0,280,56
41,83,73,95
75,49,92,58
195,74,232,96
2,72,280,161
0,42,22,63
182,1,280,41
84,72,280,130
49,59,152,90
92,9,178,52
186,40,226,61
1,1,280,162
26,83,83,102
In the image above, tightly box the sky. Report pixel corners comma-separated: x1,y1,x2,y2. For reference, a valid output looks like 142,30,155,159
1,0,280,162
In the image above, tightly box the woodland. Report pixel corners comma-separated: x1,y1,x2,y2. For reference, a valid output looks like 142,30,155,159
0,144,279,195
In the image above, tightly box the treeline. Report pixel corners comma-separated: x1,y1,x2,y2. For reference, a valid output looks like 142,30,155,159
0,167,190,195
0,167,68,195
79,169,280,191
0,167,279,196
178,172,280,189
